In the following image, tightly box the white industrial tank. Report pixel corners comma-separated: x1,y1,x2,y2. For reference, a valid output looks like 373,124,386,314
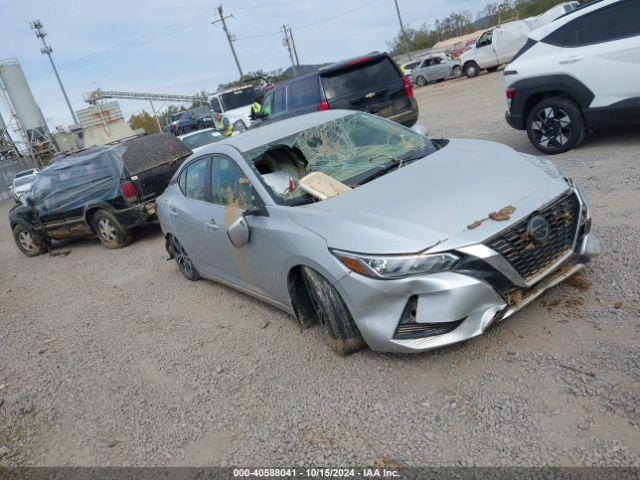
0,58,49,140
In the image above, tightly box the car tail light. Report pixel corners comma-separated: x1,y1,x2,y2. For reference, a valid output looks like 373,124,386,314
346,56,371,66
402,75,414,98
317,101,329,111
506,87,515,109
121,181,138,204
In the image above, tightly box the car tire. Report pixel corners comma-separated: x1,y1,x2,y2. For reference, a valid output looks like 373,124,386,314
301,266,366,356
465,62,479,78
452,65,462,78
196,121,204,130
168,235,200,281
487,66,499,73
93,209,132,249
526,97,585,155
414,76,427,87
13,223,47,257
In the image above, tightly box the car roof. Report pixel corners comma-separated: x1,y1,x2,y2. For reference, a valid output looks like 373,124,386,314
199,110,353,154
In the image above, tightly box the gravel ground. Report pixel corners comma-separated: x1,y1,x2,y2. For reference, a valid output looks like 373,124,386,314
0,71,639,467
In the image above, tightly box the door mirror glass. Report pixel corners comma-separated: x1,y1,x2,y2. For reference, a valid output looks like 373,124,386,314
411,124,429,137
227,216,250,248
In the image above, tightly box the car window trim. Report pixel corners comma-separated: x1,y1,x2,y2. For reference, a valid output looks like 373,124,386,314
209,153,263,210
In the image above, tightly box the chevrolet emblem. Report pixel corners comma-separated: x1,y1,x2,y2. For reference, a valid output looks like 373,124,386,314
365,92,375,99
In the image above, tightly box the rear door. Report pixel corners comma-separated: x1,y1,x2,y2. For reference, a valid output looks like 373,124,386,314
319,55,407,119
555,0,640,109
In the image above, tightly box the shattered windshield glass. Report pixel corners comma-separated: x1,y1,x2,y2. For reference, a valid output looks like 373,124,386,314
244,112,436,205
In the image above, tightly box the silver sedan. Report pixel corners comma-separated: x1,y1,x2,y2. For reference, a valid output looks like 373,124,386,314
411,54,462,87
156,110,599,355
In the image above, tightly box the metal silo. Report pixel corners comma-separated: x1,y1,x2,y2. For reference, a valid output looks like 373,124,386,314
0,58,55,159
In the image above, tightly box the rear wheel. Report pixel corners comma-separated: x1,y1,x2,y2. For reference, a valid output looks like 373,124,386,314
13,224,47,257
465,62,479,78
526,97,585,155
169,235,200,281
93,209,131,249
414,76,427,87
301,267,366,356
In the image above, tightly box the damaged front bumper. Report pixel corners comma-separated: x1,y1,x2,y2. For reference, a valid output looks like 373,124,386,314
336,186,599,354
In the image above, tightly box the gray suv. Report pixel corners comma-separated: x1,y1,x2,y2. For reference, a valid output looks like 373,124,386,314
157,110,598,356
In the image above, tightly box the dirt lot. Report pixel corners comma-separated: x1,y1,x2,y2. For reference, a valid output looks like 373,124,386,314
1,71,639,467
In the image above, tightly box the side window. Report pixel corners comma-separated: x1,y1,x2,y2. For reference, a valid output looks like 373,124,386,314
184,157,209,202
210,97,222,112
477,30,493,47
576,0,640,45
178,169,187,194
262,93,273,116
542,19,579,47
210,156,255,210
273,88,286,114
289,77,320,109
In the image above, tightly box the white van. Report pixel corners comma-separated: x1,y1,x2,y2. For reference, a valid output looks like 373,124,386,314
207,85,262,130
460,2,579,78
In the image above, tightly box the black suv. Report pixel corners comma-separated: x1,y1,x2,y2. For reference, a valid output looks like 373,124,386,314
9,133,192,256
173,106,213,135
255,53,418,127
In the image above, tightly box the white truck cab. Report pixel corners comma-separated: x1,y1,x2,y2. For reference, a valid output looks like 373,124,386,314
207,85,262,130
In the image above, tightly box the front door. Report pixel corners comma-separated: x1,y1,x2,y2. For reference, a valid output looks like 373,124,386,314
201,155,280,300
473,30,498,68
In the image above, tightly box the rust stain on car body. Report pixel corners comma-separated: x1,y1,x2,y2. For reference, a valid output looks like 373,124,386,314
467,205,517,230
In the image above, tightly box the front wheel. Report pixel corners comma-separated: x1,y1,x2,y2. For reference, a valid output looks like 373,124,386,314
93,209,131,249
13,224,47,257
465,62,479,78
452,65,462,78
302,267,366,356
526,97,585,155
414,76,426,87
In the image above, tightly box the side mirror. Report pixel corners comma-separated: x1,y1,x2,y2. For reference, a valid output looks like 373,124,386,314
8,185,13,190
411,124,429,137
227,216,250,248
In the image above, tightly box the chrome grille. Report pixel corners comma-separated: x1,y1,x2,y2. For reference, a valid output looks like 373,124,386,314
487,192,580,282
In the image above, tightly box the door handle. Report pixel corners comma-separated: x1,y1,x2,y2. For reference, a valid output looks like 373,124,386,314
559,56,584,65
169,208,179,216
205,219,219,231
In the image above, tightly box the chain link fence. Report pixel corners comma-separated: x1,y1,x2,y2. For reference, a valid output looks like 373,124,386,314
0,156,39,203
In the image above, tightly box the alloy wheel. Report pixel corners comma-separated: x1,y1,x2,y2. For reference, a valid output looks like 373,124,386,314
98,218,118,242
170,237,193,276
18,230,38,253
531,107,572,150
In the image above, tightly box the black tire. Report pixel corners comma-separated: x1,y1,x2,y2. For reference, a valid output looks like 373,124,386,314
168,235,200,281
13,223,47,257
526,97,585,155
301,267,366,356
196,121,204,130
465,62,479,78
452,65,462,78
414,76,427,87
92,209,132,249
486,66,499,73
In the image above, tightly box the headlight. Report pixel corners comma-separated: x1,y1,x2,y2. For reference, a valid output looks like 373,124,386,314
331,249,460,279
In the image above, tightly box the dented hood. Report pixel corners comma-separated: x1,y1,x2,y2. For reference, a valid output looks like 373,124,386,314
288,139,570,254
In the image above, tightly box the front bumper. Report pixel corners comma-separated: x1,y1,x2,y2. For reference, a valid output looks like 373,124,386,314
338,232,599,353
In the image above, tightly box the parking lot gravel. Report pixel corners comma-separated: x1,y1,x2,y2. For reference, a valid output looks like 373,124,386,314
1,71,639,467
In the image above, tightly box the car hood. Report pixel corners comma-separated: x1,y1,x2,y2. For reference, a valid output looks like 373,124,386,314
459,47,477,62
288,139,570,254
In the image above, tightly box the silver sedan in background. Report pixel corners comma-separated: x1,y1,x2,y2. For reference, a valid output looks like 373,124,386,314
411,54,463,87
156,110,598,355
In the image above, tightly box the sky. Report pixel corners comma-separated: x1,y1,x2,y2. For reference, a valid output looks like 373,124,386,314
0,0,487,131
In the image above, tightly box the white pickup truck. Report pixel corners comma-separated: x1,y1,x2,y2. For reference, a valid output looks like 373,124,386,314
460,1,580,78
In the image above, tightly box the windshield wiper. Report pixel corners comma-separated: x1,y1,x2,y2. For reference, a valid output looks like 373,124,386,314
352,158,402,186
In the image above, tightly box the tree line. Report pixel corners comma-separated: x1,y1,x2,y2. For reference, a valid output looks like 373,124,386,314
388,0,578,54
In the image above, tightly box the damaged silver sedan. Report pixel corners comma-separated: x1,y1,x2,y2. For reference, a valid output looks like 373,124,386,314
156,110,599,355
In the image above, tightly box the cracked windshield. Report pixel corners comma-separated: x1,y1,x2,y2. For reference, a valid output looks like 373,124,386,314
245,113,436,204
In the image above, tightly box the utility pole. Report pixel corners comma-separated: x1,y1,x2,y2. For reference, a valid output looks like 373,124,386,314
392,0,412,60
212,5,243,79
282,25,297,77
286,26,300,66
30,20,78,124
